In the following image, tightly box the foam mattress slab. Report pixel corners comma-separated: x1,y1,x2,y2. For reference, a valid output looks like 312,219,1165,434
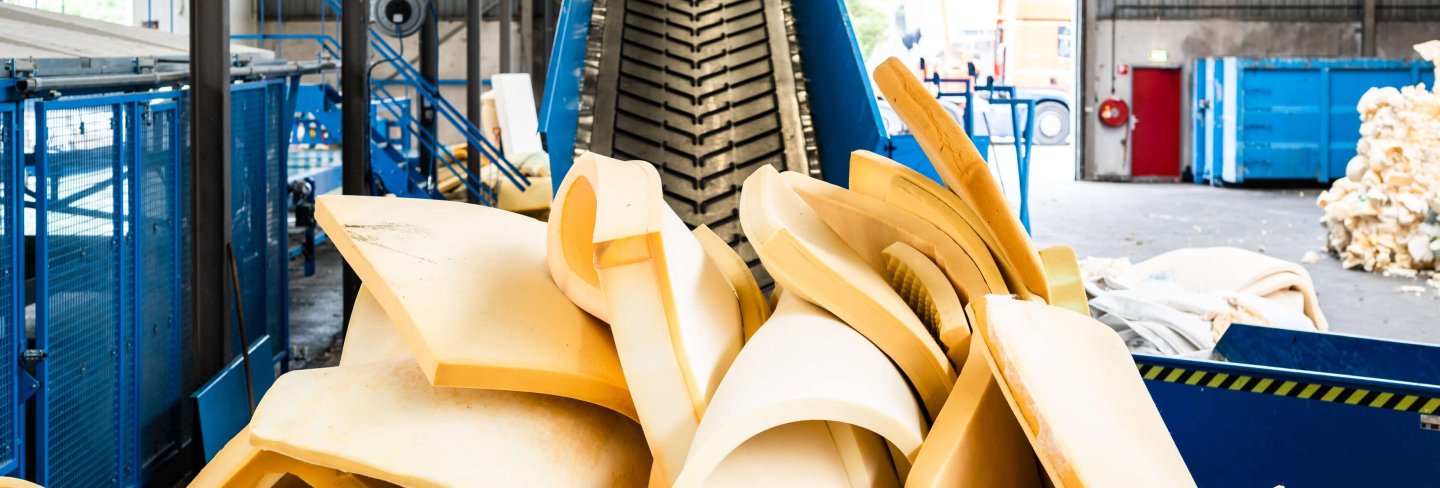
871,59,1051,302
782,171,1001,303
316,195,636,420
739,165,954,419
248,360,653,488
905,336,1041,488
693,224,771,342
975,296,1195,487
674,293,926,487
190,428,374,488
552,152,743,485
338,286,413,367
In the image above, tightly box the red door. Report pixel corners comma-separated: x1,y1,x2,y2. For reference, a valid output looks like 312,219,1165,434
1131,67,1182,178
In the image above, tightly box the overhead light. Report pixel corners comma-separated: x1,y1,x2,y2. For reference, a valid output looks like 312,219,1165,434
1147,49,1170,63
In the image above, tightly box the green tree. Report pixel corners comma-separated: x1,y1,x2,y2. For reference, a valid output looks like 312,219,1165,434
846,0,890,58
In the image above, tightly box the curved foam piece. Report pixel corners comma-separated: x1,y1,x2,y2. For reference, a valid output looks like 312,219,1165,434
849,151,1022,299
1038,245,1090,316
1242,272,1325,330
704,421,899,488
673,293,927,487
871,59,1051,301
781,171,1001,302
558,153,743,484
1135,247,1327,330
315,195,636,420
338,286,413,367
975,296,1195,487
0,479,42,488
739,165,954,418
191,428,373,488
693,224,772,342
1264,289,1305,311
248,360,653,488
882,242,972,369
905,337,1042,488
547,153,640,323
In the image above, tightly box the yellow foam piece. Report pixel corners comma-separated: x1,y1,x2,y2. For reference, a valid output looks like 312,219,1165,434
705,421,897,488
848,151,1018,298
315,195,635,420
248,360,653,488
905,336,1042,488
338,286,413,367
871,59,1051,302
882,242,972,370
555,152,743,484
975,296,1195,487
191,428,375,488
0,478,44,488
739,165,954,418
692,224,772,342
1038,245,1090,316
674,292,926,487
781,171,1001,303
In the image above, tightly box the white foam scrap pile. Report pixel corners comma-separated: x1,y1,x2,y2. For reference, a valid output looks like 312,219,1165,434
1316,41,1440,276
1079,247,1325,357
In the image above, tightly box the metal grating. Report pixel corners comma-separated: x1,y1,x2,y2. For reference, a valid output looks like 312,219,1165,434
265,83,287,362
0,104,17,475
39,104,124,488
231,85,273,353
137,105,184,473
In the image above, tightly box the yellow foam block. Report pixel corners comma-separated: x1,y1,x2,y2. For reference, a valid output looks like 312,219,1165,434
497,175,554,213
739,165,954,419
315,195,635,420
871,59,1051,302
976,296,1195,487
556,153,743,484
692,224,772,342
781,171,1001,302
883,242,972,370
704,421,894,488
248,360,653,488
674,293,926,487
848,151,1018,298
191,427,373,488
0,479,41,488
905,337,1042,488
1038,245,1090,316
338,286,413,367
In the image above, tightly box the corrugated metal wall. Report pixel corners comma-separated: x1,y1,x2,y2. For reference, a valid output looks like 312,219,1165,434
1099,0,1440,21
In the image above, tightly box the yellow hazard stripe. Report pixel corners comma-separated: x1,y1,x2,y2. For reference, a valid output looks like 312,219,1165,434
1134,362,1440,413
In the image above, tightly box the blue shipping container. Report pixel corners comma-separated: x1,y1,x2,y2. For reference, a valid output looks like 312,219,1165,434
1192,57,1434,184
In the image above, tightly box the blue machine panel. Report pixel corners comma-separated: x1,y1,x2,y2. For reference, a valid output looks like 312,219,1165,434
136,103,187,477
231,81,290,368
0,102,19,477
790,0,889,186
1193,57,1434,184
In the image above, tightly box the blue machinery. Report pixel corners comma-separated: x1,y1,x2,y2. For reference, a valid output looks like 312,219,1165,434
540,1,1440,484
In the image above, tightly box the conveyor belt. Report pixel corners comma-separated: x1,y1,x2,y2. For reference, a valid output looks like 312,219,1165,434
580,0,818,286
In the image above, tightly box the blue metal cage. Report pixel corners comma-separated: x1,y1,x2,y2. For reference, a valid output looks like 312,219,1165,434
8,80,293,487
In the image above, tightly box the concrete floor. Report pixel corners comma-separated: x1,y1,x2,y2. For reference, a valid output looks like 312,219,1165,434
1017,145,1439,345
284,144,1440,369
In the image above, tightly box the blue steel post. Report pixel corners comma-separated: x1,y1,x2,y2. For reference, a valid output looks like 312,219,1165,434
128,100,145,484
2,102,20,478
32,100,48,483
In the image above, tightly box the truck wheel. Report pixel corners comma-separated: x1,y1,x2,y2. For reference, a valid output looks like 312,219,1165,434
1033,102,1070,145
